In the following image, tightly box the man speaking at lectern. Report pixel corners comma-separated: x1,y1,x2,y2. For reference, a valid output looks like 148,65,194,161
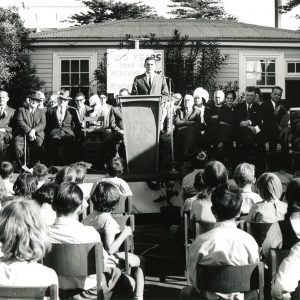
131,56,169,99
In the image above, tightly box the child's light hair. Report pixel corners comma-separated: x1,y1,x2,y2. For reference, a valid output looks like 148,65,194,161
0,199,51,261
234,163,255,188
256,172,282,202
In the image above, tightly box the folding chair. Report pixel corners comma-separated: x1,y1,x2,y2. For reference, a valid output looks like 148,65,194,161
245,221,273,247
112,214,135,275
0,284,58,300
43,242,104,300
197,262,264,300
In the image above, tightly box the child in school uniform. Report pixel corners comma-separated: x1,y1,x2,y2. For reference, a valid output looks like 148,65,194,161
0,161,14,196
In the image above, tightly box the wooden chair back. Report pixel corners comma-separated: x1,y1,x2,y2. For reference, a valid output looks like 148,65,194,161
43,242,104,299
270,248,291,279
194,220,215,236
0,284,58,300
246,221,273,247
112,214,135,275
197,262,264,300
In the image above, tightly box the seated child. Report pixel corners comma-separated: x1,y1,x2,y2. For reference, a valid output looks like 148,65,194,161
182,150,207,200
54,166,76,185
233,162,262,215
262,178,300,260
248,172,287,223
0,199,58,288
13,172,38,199
83,182,141,268
185,183,259,300
272,241,300,299
0,161,14,196
49,182,142,300
33,182,58,225
33,163,49,189
190,160,228,223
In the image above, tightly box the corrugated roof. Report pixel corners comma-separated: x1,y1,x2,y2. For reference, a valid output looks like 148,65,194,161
31,18,300,41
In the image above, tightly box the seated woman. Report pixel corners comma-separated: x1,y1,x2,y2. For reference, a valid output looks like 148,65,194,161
190,160,228,223
174,94,204,160
262,178,300,260
0,199,58,287
247,173,287,223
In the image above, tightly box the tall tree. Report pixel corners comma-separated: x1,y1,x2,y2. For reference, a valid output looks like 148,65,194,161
0,7,44,107
69,0,158,25
279,0,300,13
169,0,237,21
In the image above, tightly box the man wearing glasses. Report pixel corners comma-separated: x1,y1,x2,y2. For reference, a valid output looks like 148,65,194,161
74,93,92,125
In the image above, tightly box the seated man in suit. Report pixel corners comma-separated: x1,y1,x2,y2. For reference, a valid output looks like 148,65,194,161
14,91,46,169
73,92,92,125
0,91,15,160
235,86,263,161
174,94,204,160
46,90,82,165
131,56,169,101
262,86,290,153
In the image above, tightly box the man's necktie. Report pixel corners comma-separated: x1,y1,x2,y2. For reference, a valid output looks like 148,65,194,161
247,104,251,120
148,75,152,90
30,109,34,124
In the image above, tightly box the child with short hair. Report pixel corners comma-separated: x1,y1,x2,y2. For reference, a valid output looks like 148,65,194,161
32,163,48,189
49,182,141,300
13,172,38,198
0,199,58,287
0,161,14,196
233,163,262,215
54,166,76,185
248,172,287,223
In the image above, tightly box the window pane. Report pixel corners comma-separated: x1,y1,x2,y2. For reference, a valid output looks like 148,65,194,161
71,73,79,85
80,60,89,72
80,87,89,99
70,87,79,99
246,73,257,85
288,63,295,73
80,73,89,85
61,74,70,85
296,63,300,73
256,74,264,85
260,60,265,72
71,60,79,72
61,60,69,72
266,61,275,72
246,61,257,72
267,75,275,85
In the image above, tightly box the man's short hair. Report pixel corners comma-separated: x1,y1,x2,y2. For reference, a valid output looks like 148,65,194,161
245,86,256,93
52,182,83,215
119,88,130,96
211,183,242,220
75,92,85,99
272,86,283,93
144,56,156,64
234,163,255,188
0,161,13,179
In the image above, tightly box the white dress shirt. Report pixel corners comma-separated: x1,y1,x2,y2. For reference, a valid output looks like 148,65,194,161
188,220,259,299
272,242,300,299
238,186,262,215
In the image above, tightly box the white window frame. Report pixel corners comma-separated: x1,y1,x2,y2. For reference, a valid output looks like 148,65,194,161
53,50,98,94
286,59,300,78
239,51,285,98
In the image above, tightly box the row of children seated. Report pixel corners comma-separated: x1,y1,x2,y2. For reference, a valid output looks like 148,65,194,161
0,157,142,299
180,149,300,299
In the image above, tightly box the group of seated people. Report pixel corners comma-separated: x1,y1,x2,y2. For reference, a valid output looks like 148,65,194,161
169,85,293,166
179,149,300,299
0,156,144,299
0,88,130,170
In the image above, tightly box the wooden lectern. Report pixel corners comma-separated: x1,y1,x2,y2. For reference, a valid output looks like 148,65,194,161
120,95,162,180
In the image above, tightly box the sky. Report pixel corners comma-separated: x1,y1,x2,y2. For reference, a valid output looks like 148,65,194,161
0,0,299,30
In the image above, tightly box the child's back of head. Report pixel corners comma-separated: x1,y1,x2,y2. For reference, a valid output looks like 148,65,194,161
33,181,58,206
203,160,228,189
234,163,255,188
211,183,242,221
52,182,83,216
55,166,76,185
106,157,124,177
0,161,13,180
91,182,120,213
13,173,38,198
192,150,207,170
256,172,282,202
33,163,48,182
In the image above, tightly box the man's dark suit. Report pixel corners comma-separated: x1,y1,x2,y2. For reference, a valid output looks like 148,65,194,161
235,101,263,159
46,106,82,164
75,104,92,123
262,99,290,152
0,106,15,160
14,107,46,167
131,73,169,98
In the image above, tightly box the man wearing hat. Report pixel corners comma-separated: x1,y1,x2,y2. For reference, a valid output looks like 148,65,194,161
46,90,82,164
0,91,15,161
14,91,46,168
